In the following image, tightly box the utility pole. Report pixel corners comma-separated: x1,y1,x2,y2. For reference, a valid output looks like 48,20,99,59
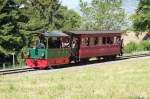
12,49,15,68
12,52,15,68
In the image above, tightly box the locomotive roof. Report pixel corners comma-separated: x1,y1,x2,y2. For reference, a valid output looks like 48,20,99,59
66,30,122,35
42,31,68,37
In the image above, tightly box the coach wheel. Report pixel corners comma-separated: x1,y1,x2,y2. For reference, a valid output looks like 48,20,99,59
103,55,116,61
80,58,89,63
103,56,107,61
97,57,102,61
110,55,116,60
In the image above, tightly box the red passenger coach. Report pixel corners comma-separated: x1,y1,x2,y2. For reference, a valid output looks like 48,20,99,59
65,31,122,61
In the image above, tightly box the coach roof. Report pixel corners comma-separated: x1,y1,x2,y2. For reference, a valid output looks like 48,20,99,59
65,30,122,35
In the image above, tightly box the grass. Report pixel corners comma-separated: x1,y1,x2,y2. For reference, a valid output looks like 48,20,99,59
1,58,150,99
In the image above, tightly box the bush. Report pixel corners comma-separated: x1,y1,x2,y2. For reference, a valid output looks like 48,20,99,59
123,42,139,53
123,40,150,54
140,41,150,51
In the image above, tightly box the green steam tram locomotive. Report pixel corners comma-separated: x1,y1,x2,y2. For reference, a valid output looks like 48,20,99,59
26,31,122,69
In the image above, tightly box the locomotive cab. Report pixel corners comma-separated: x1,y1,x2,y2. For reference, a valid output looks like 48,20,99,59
26,31,70,69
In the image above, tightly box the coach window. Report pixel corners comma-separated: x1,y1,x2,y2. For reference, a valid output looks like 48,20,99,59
81,38,85,46
102,37,107,44
89,37,98,46
94,37,98,45
81,37,90,46
116,36,121,44
61,37,70,48
114,36,117,44
107,37,113,44
98,37,102,45
89,37,94,46
86,37,90,46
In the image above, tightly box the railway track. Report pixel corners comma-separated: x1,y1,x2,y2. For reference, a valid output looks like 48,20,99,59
0,67,36,75
0,53,150,76
118,53,150,60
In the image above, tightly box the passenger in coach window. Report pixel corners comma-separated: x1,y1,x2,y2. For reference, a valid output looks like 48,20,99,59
72,41,76,48
62,39,70,48
72,39,78,48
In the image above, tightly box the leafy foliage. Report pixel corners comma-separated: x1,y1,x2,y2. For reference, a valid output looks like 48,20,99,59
123,42,139,53
55,6,81,31
123,41,150,53
18,0,81,33
140,40,150,50
131,0,150,32
80,0,126,30
0,0,81,63
0,0,27,55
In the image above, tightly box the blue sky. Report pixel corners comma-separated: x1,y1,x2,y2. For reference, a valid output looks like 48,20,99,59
62,0,139,16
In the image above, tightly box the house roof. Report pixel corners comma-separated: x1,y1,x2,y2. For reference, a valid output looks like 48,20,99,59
42,31,69,37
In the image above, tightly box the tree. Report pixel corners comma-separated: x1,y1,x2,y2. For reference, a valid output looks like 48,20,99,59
12,0,61,49
18,0,61,31
131,0,150,32
0,0,28,55
55,6,81,31
0,0,81,63
80,0,126,30
18,0,81,44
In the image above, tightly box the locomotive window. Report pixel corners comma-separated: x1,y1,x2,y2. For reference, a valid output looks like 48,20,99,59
48,37,61,48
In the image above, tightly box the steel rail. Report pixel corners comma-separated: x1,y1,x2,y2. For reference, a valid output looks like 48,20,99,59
0,67,35,75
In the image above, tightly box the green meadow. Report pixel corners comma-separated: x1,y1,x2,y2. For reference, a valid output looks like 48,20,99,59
0,58,150,99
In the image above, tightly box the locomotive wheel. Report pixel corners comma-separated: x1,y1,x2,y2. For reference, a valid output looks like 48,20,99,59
74,56,80,63
69,56,79,64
